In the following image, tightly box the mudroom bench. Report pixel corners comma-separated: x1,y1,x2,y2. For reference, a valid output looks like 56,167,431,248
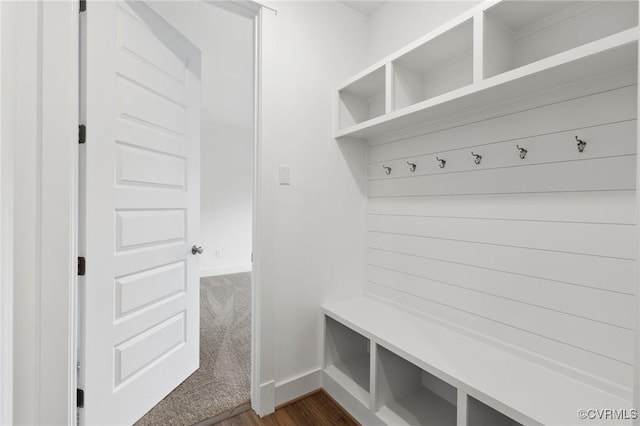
322,297,632,426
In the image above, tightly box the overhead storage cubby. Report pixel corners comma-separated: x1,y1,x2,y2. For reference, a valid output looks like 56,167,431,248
376,346,456,426
392,19,473,110
337,66,386,130
483,0,638,78
335,0,639,139
324,316,371,405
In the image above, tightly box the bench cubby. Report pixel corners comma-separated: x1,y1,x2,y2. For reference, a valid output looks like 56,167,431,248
376,345,457,426
322,297,632,426
467,396,523,426
324,316,371,406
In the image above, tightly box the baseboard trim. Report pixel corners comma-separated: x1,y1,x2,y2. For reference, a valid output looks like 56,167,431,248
274,368,322,407
253,380,275,417
200,264,252,278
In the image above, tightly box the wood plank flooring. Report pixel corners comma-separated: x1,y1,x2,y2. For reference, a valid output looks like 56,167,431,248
214,391,359,426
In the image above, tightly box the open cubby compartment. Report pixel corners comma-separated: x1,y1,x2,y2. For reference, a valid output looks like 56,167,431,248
483,0,639,79
467,396,523,426
338,66,386,129
375,345,456,426
392,19,473,111
324,316,371,405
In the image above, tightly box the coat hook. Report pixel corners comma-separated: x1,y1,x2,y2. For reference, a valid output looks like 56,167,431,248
436,157,446,169
382,165,392,175
516,145,527,160
471,152,482,165
576,136,587,153
407,161,417,172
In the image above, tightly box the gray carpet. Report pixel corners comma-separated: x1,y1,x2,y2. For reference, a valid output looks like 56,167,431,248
136,272,251,426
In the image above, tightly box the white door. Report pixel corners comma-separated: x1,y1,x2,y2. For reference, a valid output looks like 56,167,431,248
80,1,201,424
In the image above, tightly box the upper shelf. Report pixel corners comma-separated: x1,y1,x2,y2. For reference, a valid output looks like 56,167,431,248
335,0,639,140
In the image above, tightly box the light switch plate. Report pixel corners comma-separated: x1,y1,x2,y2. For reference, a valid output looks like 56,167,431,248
279,165,290,185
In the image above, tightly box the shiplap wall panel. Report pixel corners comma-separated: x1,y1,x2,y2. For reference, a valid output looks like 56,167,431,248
368,231,635,295
367,282,633,393
368,215,635,259
367,249,633,329
368,265,633,363
368,191,636,224
368,120,636,180
366,86,637,395
369,156,635,197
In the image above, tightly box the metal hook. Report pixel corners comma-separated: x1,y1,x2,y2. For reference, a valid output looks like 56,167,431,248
436,157,446,169
576,136,587,153
382,165,392,175
516,145,527,160
471,152,482,165
407,161,417,172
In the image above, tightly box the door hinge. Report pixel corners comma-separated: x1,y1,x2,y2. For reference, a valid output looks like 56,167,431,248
77,389,85,408
79,0,86,12
79,125,86,144
251,252,253,263
78,257,86,276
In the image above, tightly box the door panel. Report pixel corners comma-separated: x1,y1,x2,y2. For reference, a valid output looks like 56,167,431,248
81,1,201,424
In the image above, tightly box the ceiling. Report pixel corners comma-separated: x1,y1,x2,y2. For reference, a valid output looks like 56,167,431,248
340,1,386,16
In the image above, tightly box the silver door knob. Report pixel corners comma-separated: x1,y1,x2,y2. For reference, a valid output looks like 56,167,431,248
191,245,203,255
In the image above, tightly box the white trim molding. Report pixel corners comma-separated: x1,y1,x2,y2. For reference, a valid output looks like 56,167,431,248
634,4,640,425
274,368,322,407
257,380,276,417
7,1,78,424
39,2,78,423
0,2,14,423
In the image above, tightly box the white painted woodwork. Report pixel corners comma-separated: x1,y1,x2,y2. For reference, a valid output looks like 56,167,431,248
367,249,633,329
116,143,186,189
323,371,386,426
392,19,474,110
467,396,522,426
81,2,201,425
376,345,457,426
328,1,639,425
457,391,469,426
325,317,371,406
115,261,186,319
337,30,637,138
484,1,638,77
339,66,386,127
365,86,637,395
368,85,637,157
335,0,638,137
324,298,633,426
368,120,636,180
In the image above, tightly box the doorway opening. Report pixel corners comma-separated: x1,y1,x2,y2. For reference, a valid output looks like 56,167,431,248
133,2,256,424
78,1,259,425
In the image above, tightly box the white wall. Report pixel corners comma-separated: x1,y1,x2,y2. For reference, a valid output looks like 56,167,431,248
260,1,369,408
366,1,479,64
148,1,254,278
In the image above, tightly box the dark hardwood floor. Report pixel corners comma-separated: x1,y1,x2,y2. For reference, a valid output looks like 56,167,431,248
214,391,359,426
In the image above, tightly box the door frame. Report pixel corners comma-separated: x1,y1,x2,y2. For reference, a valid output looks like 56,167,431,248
0,3,13,423
4,1,79,424
3,0,270,424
